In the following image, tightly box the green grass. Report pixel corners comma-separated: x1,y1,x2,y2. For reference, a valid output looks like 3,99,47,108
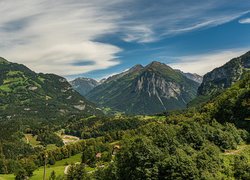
0,174,15,180
6,71,24,76
24,134,59,150
0,153,86,180
46,144,58,150
30,153,82,179
0,85,11,92
54,153,82,166
24,134,40,146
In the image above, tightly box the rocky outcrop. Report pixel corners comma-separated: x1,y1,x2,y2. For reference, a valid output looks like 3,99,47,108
198,51,250,96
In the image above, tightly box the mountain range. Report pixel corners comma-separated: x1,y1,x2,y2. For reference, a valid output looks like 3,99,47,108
85,61,200,114
1,51,249,117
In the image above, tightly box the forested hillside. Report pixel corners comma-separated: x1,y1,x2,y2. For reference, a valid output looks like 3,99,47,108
0,57,102,122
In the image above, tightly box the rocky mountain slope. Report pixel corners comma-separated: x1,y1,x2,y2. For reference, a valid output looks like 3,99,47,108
86,61,199,114
198,51,250,96
70,77,99,96
0,57,102,121
175,69,203,84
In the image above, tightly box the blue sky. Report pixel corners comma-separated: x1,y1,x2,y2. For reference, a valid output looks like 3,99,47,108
0,1,250,80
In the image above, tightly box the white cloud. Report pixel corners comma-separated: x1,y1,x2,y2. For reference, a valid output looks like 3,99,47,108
119,1,250,42
0,0,249,76
169,48,249,75
239,18,250,24
0,0,123,75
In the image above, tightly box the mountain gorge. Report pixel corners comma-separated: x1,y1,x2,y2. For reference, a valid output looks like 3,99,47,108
0,57,102,121
86,61,200,114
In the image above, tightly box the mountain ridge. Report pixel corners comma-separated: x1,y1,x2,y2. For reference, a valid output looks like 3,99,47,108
85,61,199,114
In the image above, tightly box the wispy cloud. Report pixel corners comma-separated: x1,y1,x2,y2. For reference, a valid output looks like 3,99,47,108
239,18,250,24
169,48,249,75
0,0,123,75
0,0,249,76
120,1,250,42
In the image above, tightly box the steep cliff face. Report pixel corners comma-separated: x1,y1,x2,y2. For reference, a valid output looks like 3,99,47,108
198,51,250,96
86,61,199,114
70,77,99,96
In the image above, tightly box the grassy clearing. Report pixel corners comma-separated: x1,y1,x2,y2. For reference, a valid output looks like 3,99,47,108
24,134,58,150
0,153,83,180
0,174,15,180
24,134,40,146
31,153,82,179
46,144,58,150
0,85,11,92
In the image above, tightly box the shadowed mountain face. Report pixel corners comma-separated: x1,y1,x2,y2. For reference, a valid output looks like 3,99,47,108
70,77,99,96
0,57,102,121
86,61,199,115
198,51,250,96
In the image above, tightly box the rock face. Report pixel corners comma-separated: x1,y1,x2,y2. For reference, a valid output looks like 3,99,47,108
183,72,203,84
198,51,250,96
175,69,203,84
86,61,199,115
70,77,99,96
0,57,102,121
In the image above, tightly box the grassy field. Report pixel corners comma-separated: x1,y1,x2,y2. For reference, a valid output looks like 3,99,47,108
0,174,15,180
0,153,82,180
24,134,40,146
24,134,58,151
31,153,82,179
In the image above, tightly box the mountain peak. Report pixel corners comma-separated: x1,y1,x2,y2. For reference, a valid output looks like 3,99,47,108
146,61,172,70
147,61,163,67
128,64,144,72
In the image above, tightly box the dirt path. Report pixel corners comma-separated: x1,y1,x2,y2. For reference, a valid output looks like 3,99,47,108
64,165,70,174
64,162,81,174
224,145,248,155
62,135,80,145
